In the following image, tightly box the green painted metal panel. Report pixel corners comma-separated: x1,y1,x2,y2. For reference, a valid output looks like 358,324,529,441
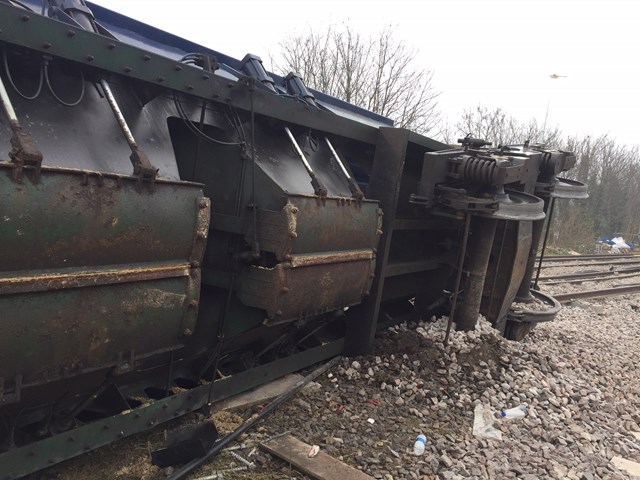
0,163,204,271
0,163,209,389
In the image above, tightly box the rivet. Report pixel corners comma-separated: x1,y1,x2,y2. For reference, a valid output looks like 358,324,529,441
183,328,193,336
196,231,205,239
86,55,94,62
123,66,132,73
174,65,183,71
42,42,52,49
281,287,289,294
118,431,125,437
202,74,210,80
199,199,208,209
142,54,151,62
212,93,220,98
157,76,165,83
107,43,116,50
66,29,76,37
227,83,233,88
190,261,200,268
186,85,194,90
148,420,155,426
21,14,30,22
189,300,198,308
276,310,283,316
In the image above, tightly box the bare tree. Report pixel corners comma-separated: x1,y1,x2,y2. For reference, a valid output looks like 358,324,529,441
443,105,640,252
454,106,562,147
277,25,440,134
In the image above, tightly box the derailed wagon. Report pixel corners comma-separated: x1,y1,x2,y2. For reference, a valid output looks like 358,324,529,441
0,1,587,477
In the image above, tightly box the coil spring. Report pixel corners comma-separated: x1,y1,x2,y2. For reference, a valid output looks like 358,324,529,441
540,151,554,173
460,156,499,184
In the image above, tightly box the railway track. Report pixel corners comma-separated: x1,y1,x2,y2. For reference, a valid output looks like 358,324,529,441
531,254,640,304
540,259,640,269
552,284,640,303
539,253,639,262
537,265,640,282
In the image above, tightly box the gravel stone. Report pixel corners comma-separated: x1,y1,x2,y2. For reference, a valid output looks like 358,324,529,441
195,265,640,479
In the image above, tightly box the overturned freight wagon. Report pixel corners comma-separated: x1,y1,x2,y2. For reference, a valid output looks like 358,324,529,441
0,1,587,478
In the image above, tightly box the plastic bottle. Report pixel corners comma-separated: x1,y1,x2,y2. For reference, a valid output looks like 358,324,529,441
501,404,527,419
413,434,427,455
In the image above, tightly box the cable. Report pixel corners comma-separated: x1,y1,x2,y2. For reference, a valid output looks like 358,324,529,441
172,91,244,147
175,94,242,146
43,61,85,107
2,47,43,100
306,129,319,152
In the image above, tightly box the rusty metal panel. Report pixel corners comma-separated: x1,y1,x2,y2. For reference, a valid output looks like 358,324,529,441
0,276,193,385
237,250,375,324
0,163,209,390
239,192,381,324
254,194,381,261
0,164,208,270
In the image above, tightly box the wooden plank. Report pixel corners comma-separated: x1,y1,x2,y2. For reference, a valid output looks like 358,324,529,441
260,434,374,480
215,374,304,412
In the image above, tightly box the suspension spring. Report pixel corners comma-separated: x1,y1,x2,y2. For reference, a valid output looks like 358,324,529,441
459,156,500,185
540,151,554,174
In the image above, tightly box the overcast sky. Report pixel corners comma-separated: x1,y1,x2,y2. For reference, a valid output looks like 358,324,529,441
92,0,639,146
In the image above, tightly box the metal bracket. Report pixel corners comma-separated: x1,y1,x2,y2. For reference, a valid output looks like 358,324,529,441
0,62,43,182
8,122,43,182
130,145,158,182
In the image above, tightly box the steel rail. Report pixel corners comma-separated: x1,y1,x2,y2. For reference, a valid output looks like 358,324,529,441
540,254,638,262
553,284,640,303
542,271,640,285
540,259,640,269
537,266,640,282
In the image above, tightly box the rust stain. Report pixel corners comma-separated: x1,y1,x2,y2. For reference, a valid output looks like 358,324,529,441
121,288,187,312
44,225,159,261
0,263,189,295
288,249,373,268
